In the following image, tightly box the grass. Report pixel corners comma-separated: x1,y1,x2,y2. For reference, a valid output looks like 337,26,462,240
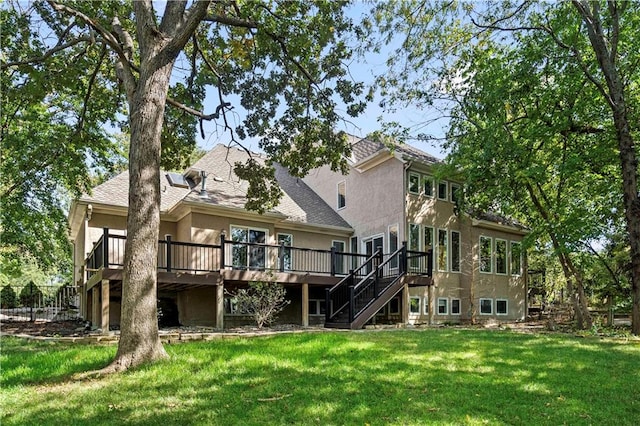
1,329,639,425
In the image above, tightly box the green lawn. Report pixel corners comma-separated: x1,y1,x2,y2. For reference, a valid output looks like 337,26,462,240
1,329,639,425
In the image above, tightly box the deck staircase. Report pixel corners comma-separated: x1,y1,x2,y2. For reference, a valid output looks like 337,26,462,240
325,244,429,329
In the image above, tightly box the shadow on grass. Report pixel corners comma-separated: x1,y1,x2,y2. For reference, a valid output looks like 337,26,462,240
2,330,639,425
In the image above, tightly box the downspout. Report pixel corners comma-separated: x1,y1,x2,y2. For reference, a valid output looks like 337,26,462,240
402,160,412,326
402,160,412,245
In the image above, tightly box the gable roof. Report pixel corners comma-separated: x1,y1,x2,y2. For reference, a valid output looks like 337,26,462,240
73,144,336,229
348,135,441,167
185,145,351,228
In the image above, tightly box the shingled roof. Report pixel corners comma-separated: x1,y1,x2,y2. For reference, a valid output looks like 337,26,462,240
181,144,352,229
348,135,441,167
80,170,191,213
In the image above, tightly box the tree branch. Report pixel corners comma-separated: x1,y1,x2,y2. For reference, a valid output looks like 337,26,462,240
160,0,187,34
202,13,258,29
46,1,126,62
133,0,158,56
163,0,212,59
1,33,93,70
166,97,230,120
75,44,108,136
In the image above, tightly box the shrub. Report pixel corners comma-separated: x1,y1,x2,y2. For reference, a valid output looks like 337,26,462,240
19,281,43,307
232,281,290,328
1,285,17,308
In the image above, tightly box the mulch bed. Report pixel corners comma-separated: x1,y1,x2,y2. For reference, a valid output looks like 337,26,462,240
1,320,91,337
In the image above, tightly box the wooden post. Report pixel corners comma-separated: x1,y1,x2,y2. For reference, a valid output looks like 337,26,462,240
216,277,224,329
219,233,226,270
91,286,100,330
101,279,110,333
330,246,336,276
165,235,172,272
102,227,110,268
302,283,309,327
402,284,410,325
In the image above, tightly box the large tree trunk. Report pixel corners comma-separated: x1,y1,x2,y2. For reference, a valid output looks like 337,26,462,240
106,61,175,371
572,0,640,335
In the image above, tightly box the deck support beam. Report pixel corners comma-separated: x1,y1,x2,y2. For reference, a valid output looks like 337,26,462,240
91,286,100,330
101,279,109,333
301,283,309,327
402,284,409,325
216,278,224,329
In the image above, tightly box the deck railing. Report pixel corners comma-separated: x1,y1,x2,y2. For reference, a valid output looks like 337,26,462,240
85,228,379,280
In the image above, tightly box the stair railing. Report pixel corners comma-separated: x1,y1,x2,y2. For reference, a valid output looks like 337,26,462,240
325,248,382,324
349,243,407,322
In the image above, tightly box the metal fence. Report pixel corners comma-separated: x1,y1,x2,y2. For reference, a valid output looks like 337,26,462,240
0,284,80,322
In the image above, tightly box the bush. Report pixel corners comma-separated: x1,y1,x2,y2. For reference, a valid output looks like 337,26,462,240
232,281,290,328
19,281,43,307
1,285,17,308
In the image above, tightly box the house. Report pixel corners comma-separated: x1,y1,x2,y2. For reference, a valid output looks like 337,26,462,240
303,136,528,325
67,136,526,332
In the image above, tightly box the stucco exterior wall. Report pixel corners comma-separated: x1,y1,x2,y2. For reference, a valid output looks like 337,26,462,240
304,156,406,249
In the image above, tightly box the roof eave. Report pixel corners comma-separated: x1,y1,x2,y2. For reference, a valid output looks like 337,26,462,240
471,218,528,236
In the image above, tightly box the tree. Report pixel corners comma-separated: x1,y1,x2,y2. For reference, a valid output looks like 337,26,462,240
0,4,127,278
230,281,291,329
1,285,18,309
19,281,43,308
369,0,639,334
2,0,365,371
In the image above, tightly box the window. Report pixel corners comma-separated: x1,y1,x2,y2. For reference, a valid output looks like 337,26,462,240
423,226,434,271
451,298,461,315
309,299,326,316
277,233,293,271
450,183,462,205
410,297,421,314
332,241,346,275
438,181,448,200
423,297,429,314
408,172,420,194
450,231,461,272
510,241,522,275
496,299,508,315
337,181,346,209
389,297,400,314
480,236,492,273
231,226,267,269
495,239,507,275
480,298,493,315
388,224,399,269
350,236,358,270
422,175,434,197
408,224,420,269
438,229,448,272
437,298,448,315
224,295,250,315
224,296,239,314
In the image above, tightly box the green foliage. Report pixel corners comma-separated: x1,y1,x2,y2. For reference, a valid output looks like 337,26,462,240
1,1,367,277
368,1,638,320
0,4,127,275
2,331,639,424
231,281,290,328
0,285,17,309
18,281,43,307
